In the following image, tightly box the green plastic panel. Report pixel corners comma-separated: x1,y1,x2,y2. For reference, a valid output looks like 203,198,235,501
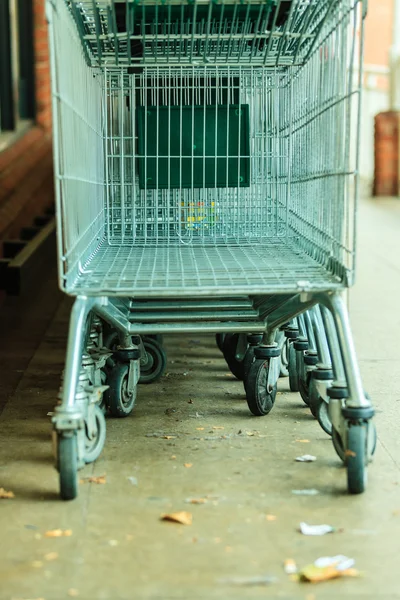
137,104,250,190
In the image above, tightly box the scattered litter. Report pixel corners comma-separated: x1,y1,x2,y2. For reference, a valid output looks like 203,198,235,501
185,497,207,504
44,552,59,561
345,449,357,458
246,431,255,436
170,455,176,460
161,511,192,525
213,426,224,430
47,411,54,416
295,455,317,462
146,432,179,438
299,522,335,536
184,463,193,468
80,475,106,485
68,589,80,597
284,559,297,574
44,529,72,538
237,430,242,435
296,439,310,443
31,561,44,568
298,555,358,583
188,399,193,404
266,514,277,521
225,373,234,377
108,540,119,547
292,489,319,496
0,487,15,499
196,427,204,431
165,407,177,416
127,476,138,486
163,436,176,440
218,575,277,586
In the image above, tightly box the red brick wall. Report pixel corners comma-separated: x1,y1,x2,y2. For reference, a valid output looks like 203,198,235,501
374,112,400,197
33,0,52,131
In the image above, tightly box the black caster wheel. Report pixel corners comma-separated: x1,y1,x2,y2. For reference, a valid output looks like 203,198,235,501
245,358,277,416
288,342,299,392
316,400,332,436
105,363,137,417
242,347,256,390
298,377,310,406
84,405,107,463
216,333,225,353
222,333,245,381
332,427,346,462
139,337,167,384
58,434,78,501
347,424,368,494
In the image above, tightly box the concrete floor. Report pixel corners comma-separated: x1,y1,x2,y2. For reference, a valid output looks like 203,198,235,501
1,197,400,599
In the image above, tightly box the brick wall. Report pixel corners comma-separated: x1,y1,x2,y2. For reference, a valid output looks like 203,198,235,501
0,0,53,256
34,0,52,130
374,112,400,197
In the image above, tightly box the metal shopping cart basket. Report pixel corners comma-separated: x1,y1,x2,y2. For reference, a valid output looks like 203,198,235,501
47,0,376,500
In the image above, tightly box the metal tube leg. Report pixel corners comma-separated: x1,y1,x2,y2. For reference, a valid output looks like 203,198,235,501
321,293,370,409
303,311,317,351
61,296,96,412
320,305,346,382
310,306,331,365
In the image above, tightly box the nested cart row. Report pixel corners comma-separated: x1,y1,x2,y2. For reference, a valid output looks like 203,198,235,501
47,0,375,500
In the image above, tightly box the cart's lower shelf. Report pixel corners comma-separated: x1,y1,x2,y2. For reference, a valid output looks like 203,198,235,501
70,240,344,296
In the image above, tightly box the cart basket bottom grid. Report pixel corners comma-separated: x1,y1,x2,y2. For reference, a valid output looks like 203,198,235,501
69,239,345,296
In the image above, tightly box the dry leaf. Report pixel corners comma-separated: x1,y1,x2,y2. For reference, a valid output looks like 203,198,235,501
345,449,357,457
80,475,106,484
184,463,193,468
44,552,59,561
163,436,176,440
266,514,277,521
246,431,255,436
185,497,207,504
225,546,233,553
31,560,44,568
296,439,310,443
196,427,204,431
212,426,224,430
225,373,234,377
161,511,193,525
284,558,297,574
171,455,177,460
299,565,359,583
44,529,72,538
68,589,80,597
0,487,15,499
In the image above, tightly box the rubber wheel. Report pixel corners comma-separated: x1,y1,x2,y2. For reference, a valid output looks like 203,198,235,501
58,434,78,501
216,333,225,353
139,337,167,384
298,377,310,406
242,346,257,391
105,363,137,417
332,427,346,462
84,405,107,463
316,400,332,436
288,342,299,392
245,358,277,416
223,333,245,381
347,424,368,494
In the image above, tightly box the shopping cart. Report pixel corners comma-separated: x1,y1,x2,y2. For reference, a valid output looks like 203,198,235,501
47,0,375,500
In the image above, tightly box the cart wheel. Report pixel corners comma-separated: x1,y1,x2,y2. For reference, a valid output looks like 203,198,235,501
288,342,299,392
245,359,277,416
316,399,332,436
216,333,225,353
105,363,137,417
332,427,346,462
298,377,310,406
139,337,167,384
223,333,245,381
84,405,106,463
58,434,78,501
347,424,368,494
242,347,256,390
